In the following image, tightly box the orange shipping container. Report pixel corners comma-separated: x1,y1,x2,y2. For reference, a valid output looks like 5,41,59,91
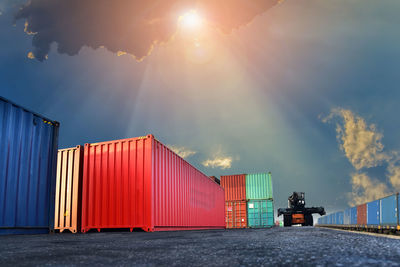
221,174,246,201
54,146,83,233
225,201,247,228
357,203,367,225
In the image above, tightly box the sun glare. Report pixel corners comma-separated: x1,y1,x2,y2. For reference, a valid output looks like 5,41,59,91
179,10,203,29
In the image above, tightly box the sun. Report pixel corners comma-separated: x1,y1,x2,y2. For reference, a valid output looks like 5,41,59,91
179,10,203,30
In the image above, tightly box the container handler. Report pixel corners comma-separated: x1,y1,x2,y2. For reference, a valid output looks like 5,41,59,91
277,192,325,227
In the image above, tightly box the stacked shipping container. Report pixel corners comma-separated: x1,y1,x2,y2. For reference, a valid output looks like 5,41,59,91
318,193,400,229
221,175,247,229
0,97,59,235
221,173,274,229
246,173,274,228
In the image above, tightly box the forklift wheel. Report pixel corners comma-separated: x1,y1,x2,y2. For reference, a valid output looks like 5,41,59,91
283,215,292,227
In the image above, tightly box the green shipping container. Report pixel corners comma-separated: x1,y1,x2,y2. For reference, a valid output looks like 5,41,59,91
247,200,274,228
245,173,273,200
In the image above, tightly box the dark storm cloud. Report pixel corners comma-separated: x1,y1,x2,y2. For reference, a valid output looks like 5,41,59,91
15,0,281,61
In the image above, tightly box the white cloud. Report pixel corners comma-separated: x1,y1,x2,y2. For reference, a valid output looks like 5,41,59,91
348,172,391,206
323,108,399,205
168,145,196,159
387,158,400,190
202,156,233,170
324,108,391,170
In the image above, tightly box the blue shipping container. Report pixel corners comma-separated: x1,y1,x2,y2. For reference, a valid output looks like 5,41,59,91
367,199,380,225
380,194,398,225
344,208,351,225
0,97,59,235
337,211,344,225
350,207,357,225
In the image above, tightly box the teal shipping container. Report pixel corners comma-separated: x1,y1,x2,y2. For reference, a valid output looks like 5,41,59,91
245,173,273,200
247,200,274,228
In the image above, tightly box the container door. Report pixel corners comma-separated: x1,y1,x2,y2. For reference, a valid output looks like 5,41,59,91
266,200,274,226
367,200,380,225
247,201,255,227
247,200,271,228
260,201,267,227
226,201,247,228
380,195,397,225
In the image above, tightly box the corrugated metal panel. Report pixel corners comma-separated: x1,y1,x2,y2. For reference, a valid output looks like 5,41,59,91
247,199,274,228
245,173,273,200
333,212,339,224
220,174,246,201
380,194,398,225
338,211,344,225
344,208,351,225
54,146,83,233
225,201,247,228
367,199,380,225
81,135,225,232
357,204,367,225
0,97,59,235
153,138,225,230
82,136,152,232
350,207,357,224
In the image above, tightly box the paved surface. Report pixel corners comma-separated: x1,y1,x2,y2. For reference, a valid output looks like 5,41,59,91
1,227,400,266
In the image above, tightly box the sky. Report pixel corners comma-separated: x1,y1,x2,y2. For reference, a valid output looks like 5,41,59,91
1,0,400,216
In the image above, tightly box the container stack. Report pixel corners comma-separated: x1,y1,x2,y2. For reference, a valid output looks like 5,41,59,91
246,173,274,228
221,175,247,229
221,173,274,229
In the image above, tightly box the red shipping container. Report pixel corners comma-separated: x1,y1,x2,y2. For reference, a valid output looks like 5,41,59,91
225,201,247,228
357,203,367,225
81,135,225,232
221,174,246,201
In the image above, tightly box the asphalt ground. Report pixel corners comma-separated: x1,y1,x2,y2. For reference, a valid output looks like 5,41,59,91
1,227,400,266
